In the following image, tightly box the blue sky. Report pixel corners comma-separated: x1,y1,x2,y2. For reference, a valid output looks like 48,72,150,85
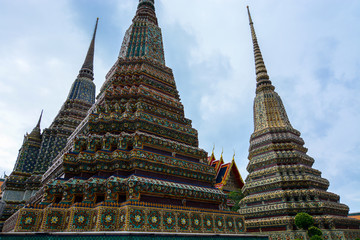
0,0,360,213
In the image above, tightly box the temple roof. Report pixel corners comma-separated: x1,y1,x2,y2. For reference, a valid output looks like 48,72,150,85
348,213,360,220
208,152,244,191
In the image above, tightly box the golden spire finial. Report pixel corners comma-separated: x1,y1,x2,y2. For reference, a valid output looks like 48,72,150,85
246,6,253,24
247,6,273,90
208,145,216,164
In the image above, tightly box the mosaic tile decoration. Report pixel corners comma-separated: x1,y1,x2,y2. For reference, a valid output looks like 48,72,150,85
12,202,245,234
0,233,268,240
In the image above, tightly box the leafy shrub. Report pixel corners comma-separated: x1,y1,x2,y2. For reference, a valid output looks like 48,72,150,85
308,226,322,237
310,235,322,240
228,190,245,211
295,212,314,230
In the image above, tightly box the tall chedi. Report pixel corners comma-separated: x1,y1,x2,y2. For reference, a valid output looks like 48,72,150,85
4,0,246,235
33,18,98,175
0,113,43,229
239,7,360,238
0,19,98,231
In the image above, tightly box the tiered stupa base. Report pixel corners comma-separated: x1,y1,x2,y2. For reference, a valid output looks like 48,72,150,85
245,215,360,233
259,229,360,240
0,232,268,240
4,201,245,234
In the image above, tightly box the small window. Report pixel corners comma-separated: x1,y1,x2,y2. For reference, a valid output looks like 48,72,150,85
74,195,83,203
127,143,133,151
118,194,126,203
54,196,62,203
96,194,105,204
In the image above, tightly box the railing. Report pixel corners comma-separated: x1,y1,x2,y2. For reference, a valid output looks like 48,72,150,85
2,209,20,232
26,187,44,205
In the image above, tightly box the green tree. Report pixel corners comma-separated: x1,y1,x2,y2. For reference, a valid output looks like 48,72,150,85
295,212,314,230
308,226,322,237
228,190,244,211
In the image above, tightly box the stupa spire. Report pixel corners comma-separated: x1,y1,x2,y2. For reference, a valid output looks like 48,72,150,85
35,110,43,128
67,19,97,104
134,0,158,25
247,6,273,91
78,18,99,80
118,0,165,65
246,7,291,132
28,110,43,140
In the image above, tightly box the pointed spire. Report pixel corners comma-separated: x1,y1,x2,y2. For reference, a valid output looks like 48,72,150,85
247,6,274,91
247,7,293,132
28,111,43,140
36,110,43,128
78,18,99,80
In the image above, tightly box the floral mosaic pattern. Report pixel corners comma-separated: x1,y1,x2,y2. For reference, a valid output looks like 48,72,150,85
177,212,189,231
147,210,161,230
215,216,225,232
100,208,117,231
235,217,245,232
226,216,235,232
191,213,202,231
163,212,176,230
43,210,65,231
18,210,39,232
204,215,214,232
129,209,145,230
71,210,90,231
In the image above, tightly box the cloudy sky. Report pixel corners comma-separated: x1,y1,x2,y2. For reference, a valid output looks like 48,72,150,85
1,0,360,213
